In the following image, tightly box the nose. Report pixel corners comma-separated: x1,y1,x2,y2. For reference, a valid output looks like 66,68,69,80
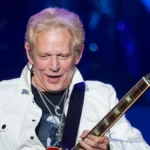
49,55,60,72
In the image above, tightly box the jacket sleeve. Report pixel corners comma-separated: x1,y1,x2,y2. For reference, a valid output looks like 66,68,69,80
107,87,150,150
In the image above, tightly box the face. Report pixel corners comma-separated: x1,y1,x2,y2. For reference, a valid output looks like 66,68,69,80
25,28,83,93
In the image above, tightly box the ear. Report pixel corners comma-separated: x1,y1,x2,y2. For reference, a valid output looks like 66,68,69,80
75,44,84,65
24,42,34,64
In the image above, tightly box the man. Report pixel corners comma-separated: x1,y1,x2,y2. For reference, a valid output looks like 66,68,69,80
0,7,149,150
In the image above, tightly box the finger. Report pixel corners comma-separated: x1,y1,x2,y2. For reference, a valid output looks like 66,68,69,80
95,143,109,150
83,137,100,148
80,130,90,138
80,139,108,150
84,138,109,150
79,139,99,150
88,135,109,144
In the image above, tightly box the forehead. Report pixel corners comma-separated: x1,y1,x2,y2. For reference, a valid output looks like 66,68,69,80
34,28,73,49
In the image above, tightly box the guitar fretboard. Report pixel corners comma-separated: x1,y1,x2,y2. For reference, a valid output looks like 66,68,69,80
72,76,150,150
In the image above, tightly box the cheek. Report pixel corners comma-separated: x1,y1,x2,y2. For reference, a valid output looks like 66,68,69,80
35,60,48,71
62,60,75,73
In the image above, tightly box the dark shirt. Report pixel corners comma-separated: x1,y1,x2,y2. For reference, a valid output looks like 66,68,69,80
31,85,67,148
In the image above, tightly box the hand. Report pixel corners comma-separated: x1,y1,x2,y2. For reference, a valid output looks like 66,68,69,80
79,130,109,150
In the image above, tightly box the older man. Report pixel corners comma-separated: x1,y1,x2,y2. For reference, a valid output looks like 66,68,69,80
0,7,149,150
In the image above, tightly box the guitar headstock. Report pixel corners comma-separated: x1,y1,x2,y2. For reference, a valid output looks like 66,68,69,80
145,73,150,84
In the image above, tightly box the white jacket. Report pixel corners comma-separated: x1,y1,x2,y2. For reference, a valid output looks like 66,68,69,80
0,65,149,150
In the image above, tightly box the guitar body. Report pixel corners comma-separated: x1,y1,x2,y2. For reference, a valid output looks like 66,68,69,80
46,147,61,150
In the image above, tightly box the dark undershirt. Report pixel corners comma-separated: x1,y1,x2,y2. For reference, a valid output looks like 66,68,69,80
31,84,67,148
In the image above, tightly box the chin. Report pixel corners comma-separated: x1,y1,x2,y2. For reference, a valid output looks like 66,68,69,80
46,85,62,93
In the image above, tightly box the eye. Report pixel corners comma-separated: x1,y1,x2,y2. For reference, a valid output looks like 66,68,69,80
40,55,48,60
59,55,67,60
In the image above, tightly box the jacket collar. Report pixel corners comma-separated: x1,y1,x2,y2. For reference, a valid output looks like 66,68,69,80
18,63,33,95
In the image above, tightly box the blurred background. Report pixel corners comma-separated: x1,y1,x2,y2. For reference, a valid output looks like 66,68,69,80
0,0,150,145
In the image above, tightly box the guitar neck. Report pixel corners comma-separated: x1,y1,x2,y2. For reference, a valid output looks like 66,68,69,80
72,75,150,150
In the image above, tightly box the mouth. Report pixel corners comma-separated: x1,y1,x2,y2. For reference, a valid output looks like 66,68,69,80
46,75,62,84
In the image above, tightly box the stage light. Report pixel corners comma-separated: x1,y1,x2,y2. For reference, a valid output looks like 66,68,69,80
89,43,99,52
140,0,150,12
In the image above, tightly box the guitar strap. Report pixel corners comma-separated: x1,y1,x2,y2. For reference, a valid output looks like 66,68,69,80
61,82,85,150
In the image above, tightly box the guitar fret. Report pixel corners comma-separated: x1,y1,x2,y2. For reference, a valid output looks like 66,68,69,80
90,126,99,136
108,113,117,123
98,123,106,133
119,101,129,112
114,107,121,115
103,118,110,126
130,88,141,99
93,128,101,136
125,95,133,103
138,82,147,91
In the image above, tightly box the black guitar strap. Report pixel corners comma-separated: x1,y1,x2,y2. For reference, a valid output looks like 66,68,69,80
61,82,85,150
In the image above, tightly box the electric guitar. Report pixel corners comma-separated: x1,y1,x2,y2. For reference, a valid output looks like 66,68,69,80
46,73,150,150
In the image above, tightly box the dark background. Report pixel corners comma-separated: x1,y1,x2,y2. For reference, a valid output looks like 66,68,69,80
0,0,150,145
